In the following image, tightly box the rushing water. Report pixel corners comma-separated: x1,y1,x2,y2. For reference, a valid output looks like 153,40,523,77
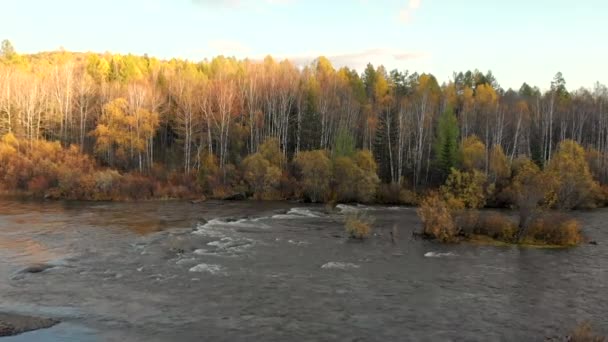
0,199,606,341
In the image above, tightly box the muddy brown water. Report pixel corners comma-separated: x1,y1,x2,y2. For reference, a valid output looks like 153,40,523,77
0,199,606,341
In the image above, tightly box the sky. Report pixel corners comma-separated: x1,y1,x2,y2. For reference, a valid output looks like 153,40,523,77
0,0,606,90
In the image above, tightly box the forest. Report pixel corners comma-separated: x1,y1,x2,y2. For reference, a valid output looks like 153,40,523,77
1,39,607,211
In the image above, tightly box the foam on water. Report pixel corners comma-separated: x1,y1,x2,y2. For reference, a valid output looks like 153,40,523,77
271,207,321,220
321,262,360,270
336,204,374,213
288,208,320,217
287,239,309,246
193,218,268,237
189,263,223,274
193,249,212,256
424,252,457,258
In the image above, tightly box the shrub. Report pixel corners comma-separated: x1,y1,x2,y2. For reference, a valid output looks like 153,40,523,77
417,192,459,242
377,183,419,205
242,153,281,200
377,183,401,204
197,152,220,195
460,135,486,171
453,210,478,234
93,170,122,199
399,188,419,205
345,212,373,240
119,174,155,200
476,212,517,242
524,214,583,246
441,168,488,209
546,140,600,209
453,211,516,242
259,138,284,168
353,150,380,203
489,145,511,183
569,321,607,342
597,185,608,207
333,156,358,202
293,150,332,202
27,175,50,196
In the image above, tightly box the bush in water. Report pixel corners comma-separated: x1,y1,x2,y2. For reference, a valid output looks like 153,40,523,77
417,192,459,243
568,321,606,342
345,212,373,240
457,211,518,242
524,214,583,246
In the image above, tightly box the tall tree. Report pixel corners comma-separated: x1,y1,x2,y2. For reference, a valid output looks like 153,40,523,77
433,106,459,179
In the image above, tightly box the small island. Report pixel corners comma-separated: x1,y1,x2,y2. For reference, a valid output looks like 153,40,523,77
417,139,600,248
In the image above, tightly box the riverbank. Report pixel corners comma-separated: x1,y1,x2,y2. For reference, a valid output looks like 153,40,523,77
0,313,59,337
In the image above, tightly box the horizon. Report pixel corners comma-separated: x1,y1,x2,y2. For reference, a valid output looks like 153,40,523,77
1,0,606,91
2,43,601,93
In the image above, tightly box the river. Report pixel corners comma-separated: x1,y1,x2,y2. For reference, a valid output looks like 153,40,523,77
0,199,606,341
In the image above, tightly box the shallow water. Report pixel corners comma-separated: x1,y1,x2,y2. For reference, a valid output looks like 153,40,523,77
0,199,606,341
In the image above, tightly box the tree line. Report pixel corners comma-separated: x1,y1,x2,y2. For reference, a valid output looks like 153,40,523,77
1,39,608,201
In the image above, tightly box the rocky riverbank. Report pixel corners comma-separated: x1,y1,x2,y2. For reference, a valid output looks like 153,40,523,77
0,313,59,337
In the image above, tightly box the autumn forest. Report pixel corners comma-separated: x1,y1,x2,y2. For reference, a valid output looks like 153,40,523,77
0,39,607,211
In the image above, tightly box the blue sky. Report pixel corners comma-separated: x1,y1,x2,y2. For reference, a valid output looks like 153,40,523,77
1,0,606,90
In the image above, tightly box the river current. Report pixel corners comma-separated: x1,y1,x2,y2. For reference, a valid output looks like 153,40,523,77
0,199,606,341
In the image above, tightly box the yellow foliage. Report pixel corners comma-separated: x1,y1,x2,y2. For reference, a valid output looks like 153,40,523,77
294,150,332,202
489,145,510,183
460,135,486,171
353,150,380,203
332,150,380,203
417,192,459,242
441,168,488,209
546,140,600,209
259,138,284,168
345,212,373,240
475,83,498,108
242,152,281,200
525,215,583,246
569,321,606,342
91,98,159,167
1,132,19,148
506,156,553,208
333,156,358,202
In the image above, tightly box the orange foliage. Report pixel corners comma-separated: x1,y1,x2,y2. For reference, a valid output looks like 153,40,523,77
0,134,196,201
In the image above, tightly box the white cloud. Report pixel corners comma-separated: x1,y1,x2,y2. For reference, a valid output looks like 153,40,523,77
398,0,423,24
409,0,421,10
280,48,430,71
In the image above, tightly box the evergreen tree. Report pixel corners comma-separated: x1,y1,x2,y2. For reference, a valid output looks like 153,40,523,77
434,106,460,178
333,128,356,159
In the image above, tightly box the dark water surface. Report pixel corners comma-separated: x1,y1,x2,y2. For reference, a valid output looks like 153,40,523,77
0,199,606,341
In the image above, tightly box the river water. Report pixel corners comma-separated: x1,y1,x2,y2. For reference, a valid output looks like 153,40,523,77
0,199,606,341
